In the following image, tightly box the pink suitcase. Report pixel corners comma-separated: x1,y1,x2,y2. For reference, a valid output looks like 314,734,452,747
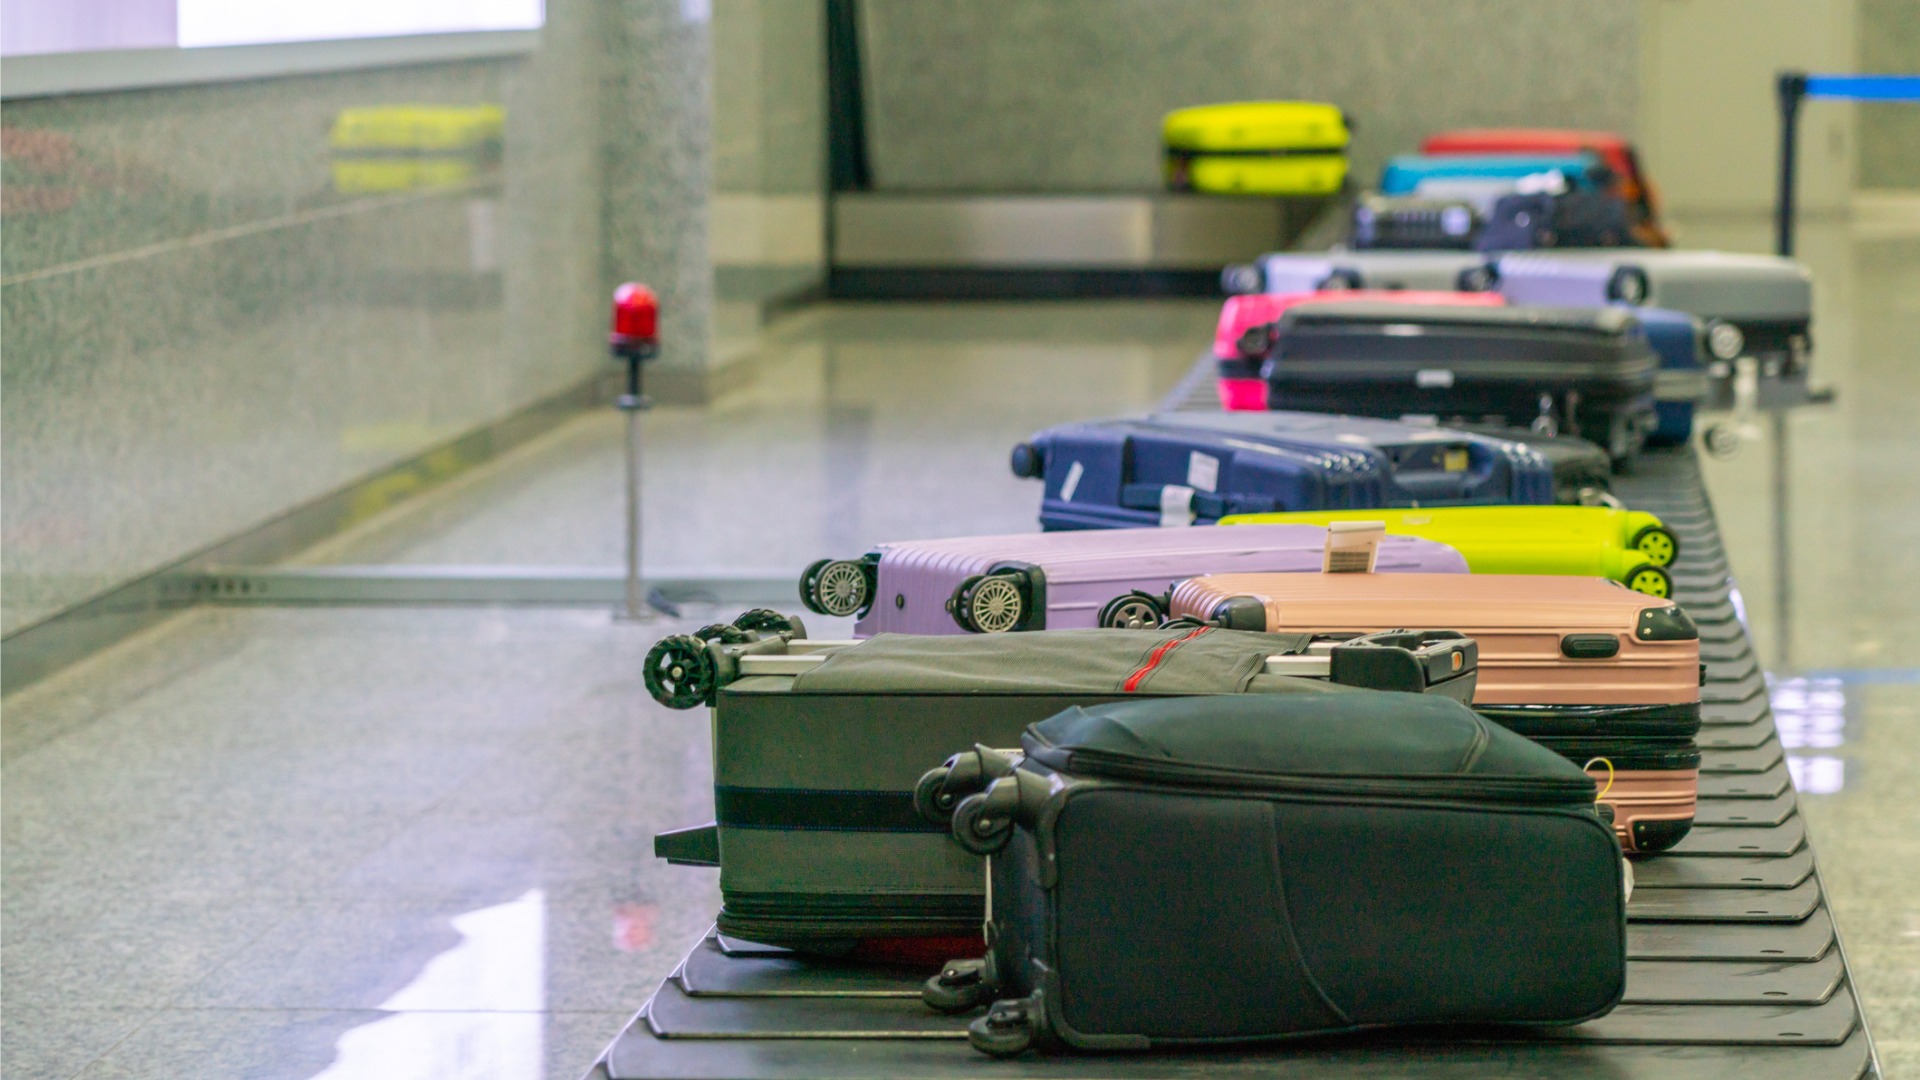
797,524,1468,636
1213,289,1507,410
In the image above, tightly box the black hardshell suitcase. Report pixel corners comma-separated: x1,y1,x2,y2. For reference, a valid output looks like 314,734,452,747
925,695,1625,1055
643,616,1477,950
1264,303,1659,465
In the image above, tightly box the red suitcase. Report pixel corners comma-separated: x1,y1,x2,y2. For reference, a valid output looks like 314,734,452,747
1420,129,1669,248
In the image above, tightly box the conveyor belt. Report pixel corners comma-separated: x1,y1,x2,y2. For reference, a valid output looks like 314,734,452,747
583,360,1880,1079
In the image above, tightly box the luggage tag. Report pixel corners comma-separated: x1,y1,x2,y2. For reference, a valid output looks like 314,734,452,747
1323,520,1386,573
1159,485,1196,527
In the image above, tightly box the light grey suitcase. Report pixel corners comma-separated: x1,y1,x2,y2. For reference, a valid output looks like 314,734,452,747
1491,250,1812,374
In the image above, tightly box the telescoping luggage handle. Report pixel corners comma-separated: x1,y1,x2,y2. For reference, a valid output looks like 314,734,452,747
641,613,1477,708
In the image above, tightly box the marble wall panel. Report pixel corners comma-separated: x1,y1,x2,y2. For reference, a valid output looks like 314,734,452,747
858,0,1641,193
1,0,714,636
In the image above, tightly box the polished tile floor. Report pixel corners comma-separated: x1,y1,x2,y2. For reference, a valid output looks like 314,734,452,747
4,217,1918,1078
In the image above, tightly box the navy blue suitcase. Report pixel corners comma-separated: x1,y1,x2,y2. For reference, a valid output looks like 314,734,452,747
1011,411,1554,531
1637,307,1707,446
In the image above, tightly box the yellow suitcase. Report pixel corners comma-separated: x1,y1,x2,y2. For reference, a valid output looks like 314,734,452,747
329,105,505,193
1163,102,1350,196
1219,505,1680,597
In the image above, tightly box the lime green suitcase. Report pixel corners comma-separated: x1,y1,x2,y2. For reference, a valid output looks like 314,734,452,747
1163,102,1350,196
1219,505,1679,597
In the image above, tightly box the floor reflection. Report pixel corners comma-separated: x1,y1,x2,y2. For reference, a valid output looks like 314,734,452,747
310,890,546,1080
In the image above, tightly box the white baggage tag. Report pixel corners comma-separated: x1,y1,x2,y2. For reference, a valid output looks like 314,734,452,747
1186,451,1220,493
1159,485,1196,528
1059,460,1084,502
1415,369,1455,388
1324,520,1385,573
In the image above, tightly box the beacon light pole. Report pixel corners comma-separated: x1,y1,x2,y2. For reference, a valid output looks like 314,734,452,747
610,283,660,621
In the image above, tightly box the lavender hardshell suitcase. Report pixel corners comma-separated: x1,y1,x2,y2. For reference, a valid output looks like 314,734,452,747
800,524,1469,636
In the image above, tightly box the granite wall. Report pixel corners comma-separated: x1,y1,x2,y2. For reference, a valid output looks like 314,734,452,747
712,0,827,311
0,0,714,638
1858,0,1920,190
857,0,1640,193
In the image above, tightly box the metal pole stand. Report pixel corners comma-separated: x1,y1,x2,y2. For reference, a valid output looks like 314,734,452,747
616,347,656,621
609,282,664,622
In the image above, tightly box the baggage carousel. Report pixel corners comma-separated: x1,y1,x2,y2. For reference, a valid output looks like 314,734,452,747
582,361,1881,1080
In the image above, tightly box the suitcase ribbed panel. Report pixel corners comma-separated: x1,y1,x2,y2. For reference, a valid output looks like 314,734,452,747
1167,572,1699,706
853,525,1469,636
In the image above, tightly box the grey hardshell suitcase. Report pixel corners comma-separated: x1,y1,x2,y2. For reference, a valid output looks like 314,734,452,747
1221,250,1496,295
1491,249,1813,376
642,617,1477,950
924,695,1626,1055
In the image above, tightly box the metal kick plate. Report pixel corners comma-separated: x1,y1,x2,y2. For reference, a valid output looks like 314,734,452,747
1623,952,1843,1006
1628,879,1822,923
1664,817,1806,858
1632,849,1814,890
679,936,924,998
1629,906,1834,961
1699,765,1794,800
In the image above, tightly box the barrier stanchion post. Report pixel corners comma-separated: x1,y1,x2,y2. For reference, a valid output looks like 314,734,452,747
610,283,660,622
1775,72,1807,258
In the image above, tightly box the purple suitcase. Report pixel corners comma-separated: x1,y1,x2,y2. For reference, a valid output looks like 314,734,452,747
796,524,1469,636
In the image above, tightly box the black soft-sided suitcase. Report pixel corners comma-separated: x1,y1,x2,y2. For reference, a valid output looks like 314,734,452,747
1265,303,1659,464
925,695,1625,1055
643,619,1476,949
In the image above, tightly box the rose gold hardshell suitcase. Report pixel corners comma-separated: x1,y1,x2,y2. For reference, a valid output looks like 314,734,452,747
1163,571,1700,851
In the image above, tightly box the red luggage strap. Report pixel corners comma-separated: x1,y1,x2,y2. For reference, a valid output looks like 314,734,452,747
1123,626,1211,692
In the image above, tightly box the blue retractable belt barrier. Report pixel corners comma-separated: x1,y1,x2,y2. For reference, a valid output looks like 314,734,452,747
1777,72,1920,256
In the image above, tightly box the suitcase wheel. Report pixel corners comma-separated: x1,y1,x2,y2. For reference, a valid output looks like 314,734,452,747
951,573,1029,634
643,635,718,709
801,558,874,618
1314,267,1363,291
950,789,1018,855
732,608,804,636
1220,263,1262,295
1628,524,1680,567
1629,818,1694,853
1605,265,1650,304
968,997,1038,1057
1623,564,1672,599
1705,320,1746,361
924,957,999,1014
1097,591,1167,630
692,623,751,645
1456,263,1498,292
1009,442,1043,479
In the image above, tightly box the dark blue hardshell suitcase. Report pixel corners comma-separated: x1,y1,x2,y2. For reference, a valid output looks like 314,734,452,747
1012,412,1554,531
1636,307,1707,446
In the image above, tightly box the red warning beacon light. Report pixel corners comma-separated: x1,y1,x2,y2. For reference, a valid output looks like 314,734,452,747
610,282,659,358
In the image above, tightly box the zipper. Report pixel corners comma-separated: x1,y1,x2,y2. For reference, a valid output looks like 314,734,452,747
1121,626,1211,692
1025,741,1595,806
